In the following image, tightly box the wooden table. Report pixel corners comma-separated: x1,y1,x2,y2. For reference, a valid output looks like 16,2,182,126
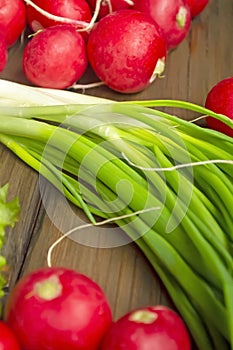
0,0,232,347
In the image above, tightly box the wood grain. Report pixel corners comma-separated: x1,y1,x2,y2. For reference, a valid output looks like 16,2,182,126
0,1,233,348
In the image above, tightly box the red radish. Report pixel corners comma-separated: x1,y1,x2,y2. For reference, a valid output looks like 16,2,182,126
4,267,112,350
26,0,92,33
0,321,20,350
22,24,88,89
100,305,191,350
87,9,167,93
87,0,133,19
184,0,209,18
205,77,233,137
133,0,191,49
0,34,8,72
0,0,26,47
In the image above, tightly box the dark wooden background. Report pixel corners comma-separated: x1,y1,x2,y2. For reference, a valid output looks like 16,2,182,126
0,1,233,347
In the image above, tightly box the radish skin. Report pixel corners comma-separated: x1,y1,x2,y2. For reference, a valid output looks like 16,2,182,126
87,0,133,19
100,305,191,350
22,25,88,89
0,35,7,72
87,9,167,93
4,267,113,350
0,321,20,350
133,0,191,49
185,0,209,18
0,0,26,47
205,77,233,137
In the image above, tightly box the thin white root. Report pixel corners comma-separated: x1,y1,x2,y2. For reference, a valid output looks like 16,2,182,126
100,0,113,13
23,0,134,34
122,153,233,172
24,0,91,29
47,206,160,268
188,115,208,123
70,81,105,91
78,0,111,32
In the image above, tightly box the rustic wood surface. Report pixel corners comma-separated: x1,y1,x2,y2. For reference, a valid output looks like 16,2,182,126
0,0,233,347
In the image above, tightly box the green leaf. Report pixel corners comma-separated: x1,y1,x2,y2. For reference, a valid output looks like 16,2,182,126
0,183,20,306
0,184,20,230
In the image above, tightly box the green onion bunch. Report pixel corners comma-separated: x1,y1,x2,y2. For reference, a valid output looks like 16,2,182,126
0,80,232,350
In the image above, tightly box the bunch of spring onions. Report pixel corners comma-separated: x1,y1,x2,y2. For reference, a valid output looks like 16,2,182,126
0,79,232,350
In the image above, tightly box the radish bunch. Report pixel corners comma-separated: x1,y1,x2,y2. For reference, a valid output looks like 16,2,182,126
3,266,191,350
0,0,209,93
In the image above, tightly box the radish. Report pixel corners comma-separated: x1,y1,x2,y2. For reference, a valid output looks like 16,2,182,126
205,77,233,137
184,0,209,18
100,305,191,350
4,267,112,350
0,0,26,47
87,9,167,93
0,321,20,350
87,0,134,19
22,24,88,89
26,0,92,33
133,0,191,49
0,34,7,72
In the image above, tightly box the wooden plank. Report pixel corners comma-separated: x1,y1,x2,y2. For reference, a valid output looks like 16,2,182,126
0,146,41,287
0,1,232,348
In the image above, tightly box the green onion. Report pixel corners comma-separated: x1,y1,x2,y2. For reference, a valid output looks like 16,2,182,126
0,80,232,349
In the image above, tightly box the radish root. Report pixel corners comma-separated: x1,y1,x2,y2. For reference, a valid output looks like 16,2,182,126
122,154,233,172
47,206,160,268
23,0,105,32
70,81,105,92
